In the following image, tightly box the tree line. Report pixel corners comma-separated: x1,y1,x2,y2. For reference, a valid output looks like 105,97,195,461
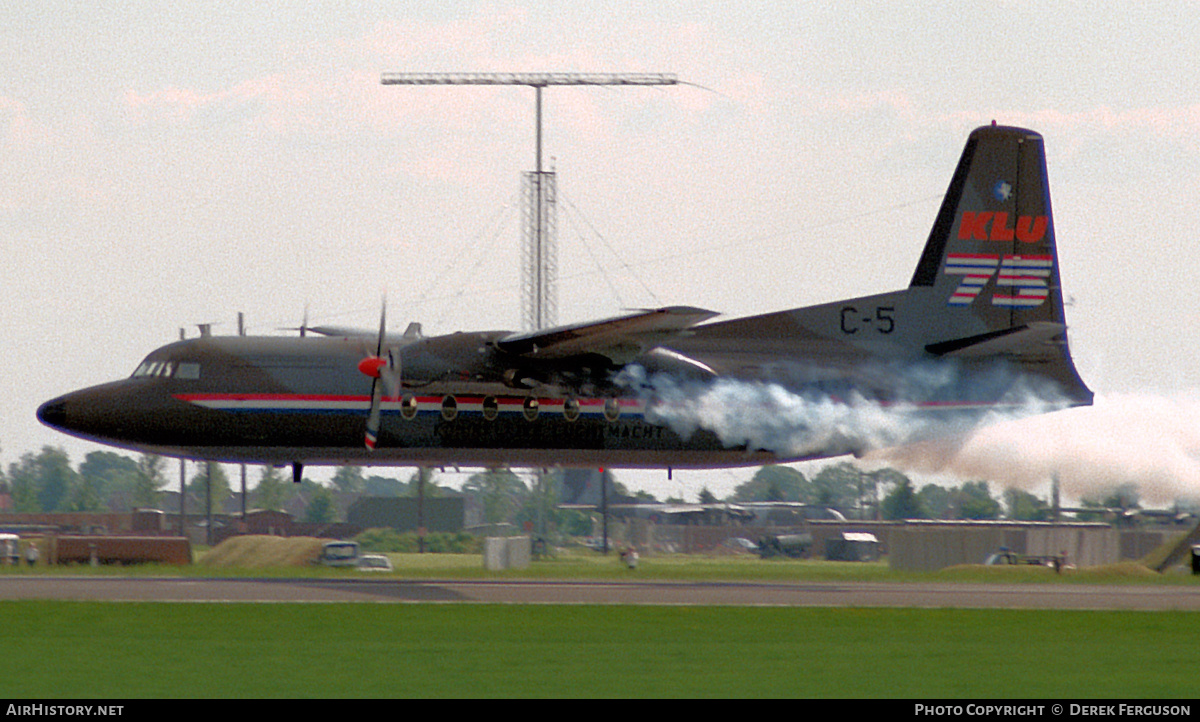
3,446,167,513
726,462,1176,522
1,444,1177,525
0,445,447,516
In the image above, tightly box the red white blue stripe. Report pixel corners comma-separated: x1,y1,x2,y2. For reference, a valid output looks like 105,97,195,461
993,255,1052,307
173,393,646,417
945,253,1000,306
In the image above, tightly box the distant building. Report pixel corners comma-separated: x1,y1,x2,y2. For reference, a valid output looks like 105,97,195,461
346,496,467,533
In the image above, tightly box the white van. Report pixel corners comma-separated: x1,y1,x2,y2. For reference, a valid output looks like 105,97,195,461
318,540,360,567
0,534,20,565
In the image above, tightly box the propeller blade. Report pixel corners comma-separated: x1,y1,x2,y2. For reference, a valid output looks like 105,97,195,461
363,297,389,451
382,347,401,398
278,303,312,337
364,376,383,450
376,297,387,357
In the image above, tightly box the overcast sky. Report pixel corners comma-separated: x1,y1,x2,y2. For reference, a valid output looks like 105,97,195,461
4,2,1200,502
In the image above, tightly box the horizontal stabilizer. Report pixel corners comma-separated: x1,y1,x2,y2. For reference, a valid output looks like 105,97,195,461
498,306,720,363
925,321,1066,358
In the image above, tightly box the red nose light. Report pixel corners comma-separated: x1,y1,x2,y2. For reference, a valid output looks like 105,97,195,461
358,356,387,378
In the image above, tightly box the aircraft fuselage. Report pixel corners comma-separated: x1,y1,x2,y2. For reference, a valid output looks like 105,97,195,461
38,125,1095,472
37,334,779,468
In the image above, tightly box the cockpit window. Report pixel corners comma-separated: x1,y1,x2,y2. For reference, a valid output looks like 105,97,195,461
132,360,199,379
132,361,159,378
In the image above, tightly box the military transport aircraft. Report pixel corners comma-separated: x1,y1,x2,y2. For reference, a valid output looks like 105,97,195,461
38,124,1092,482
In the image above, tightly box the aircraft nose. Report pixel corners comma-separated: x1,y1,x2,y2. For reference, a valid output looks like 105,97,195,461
37,397,68,430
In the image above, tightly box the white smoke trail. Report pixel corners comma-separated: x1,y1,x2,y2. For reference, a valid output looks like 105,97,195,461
618,366,1200,504
617,363,1072,462
641,375,921,458
870,392,1200,505
618,357,1200,505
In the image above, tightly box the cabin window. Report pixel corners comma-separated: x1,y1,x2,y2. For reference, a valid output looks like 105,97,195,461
441,396,458,421
563,398,581,422
482,396,499,421
522,397,539,421
604,398,621,421
401,395,418,420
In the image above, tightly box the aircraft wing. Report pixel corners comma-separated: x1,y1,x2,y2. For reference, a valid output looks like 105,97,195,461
306,325,372,338
307,322,424,341
496,306,720,363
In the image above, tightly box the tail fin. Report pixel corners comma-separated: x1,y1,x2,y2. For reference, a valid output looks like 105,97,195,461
912,124,1091,403
678,124,1091,406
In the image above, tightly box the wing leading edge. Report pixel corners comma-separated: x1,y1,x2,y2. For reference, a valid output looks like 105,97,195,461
496,306,719,363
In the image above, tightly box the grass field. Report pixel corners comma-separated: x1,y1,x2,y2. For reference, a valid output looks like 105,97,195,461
3,546,1198,698
2,601,1198,698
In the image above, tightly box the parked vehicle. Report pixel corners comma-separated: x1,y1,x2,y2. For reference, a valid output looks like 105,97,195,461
355,554,393,572
318,541,360,567
984,550,1068,571
0,534,19,565
757,533,813,559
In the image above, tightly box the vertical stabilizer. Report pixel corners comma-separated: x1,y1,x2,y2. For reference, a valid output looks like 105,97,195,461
913,125,1059,321
911,124,1090,403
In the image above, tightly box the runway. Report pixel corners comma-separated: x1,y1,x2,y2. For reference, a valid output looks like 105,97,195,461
3,576,1200,610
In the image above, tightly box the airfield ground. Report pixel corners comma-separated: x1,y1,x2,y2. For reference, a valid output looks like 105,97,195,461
2,597,1198,698
1,552,1198,697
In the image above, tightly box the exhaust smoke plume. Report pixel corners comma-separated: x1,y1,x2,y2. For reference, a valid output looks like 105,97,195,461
620,366,1200,505
871,392,1200,505
619,362,1072,460
640,375,924,459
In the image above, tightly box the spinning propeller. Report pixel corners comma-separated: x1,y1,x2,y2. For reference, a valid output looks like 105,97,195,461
357,300,400,450
277,304,312,337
